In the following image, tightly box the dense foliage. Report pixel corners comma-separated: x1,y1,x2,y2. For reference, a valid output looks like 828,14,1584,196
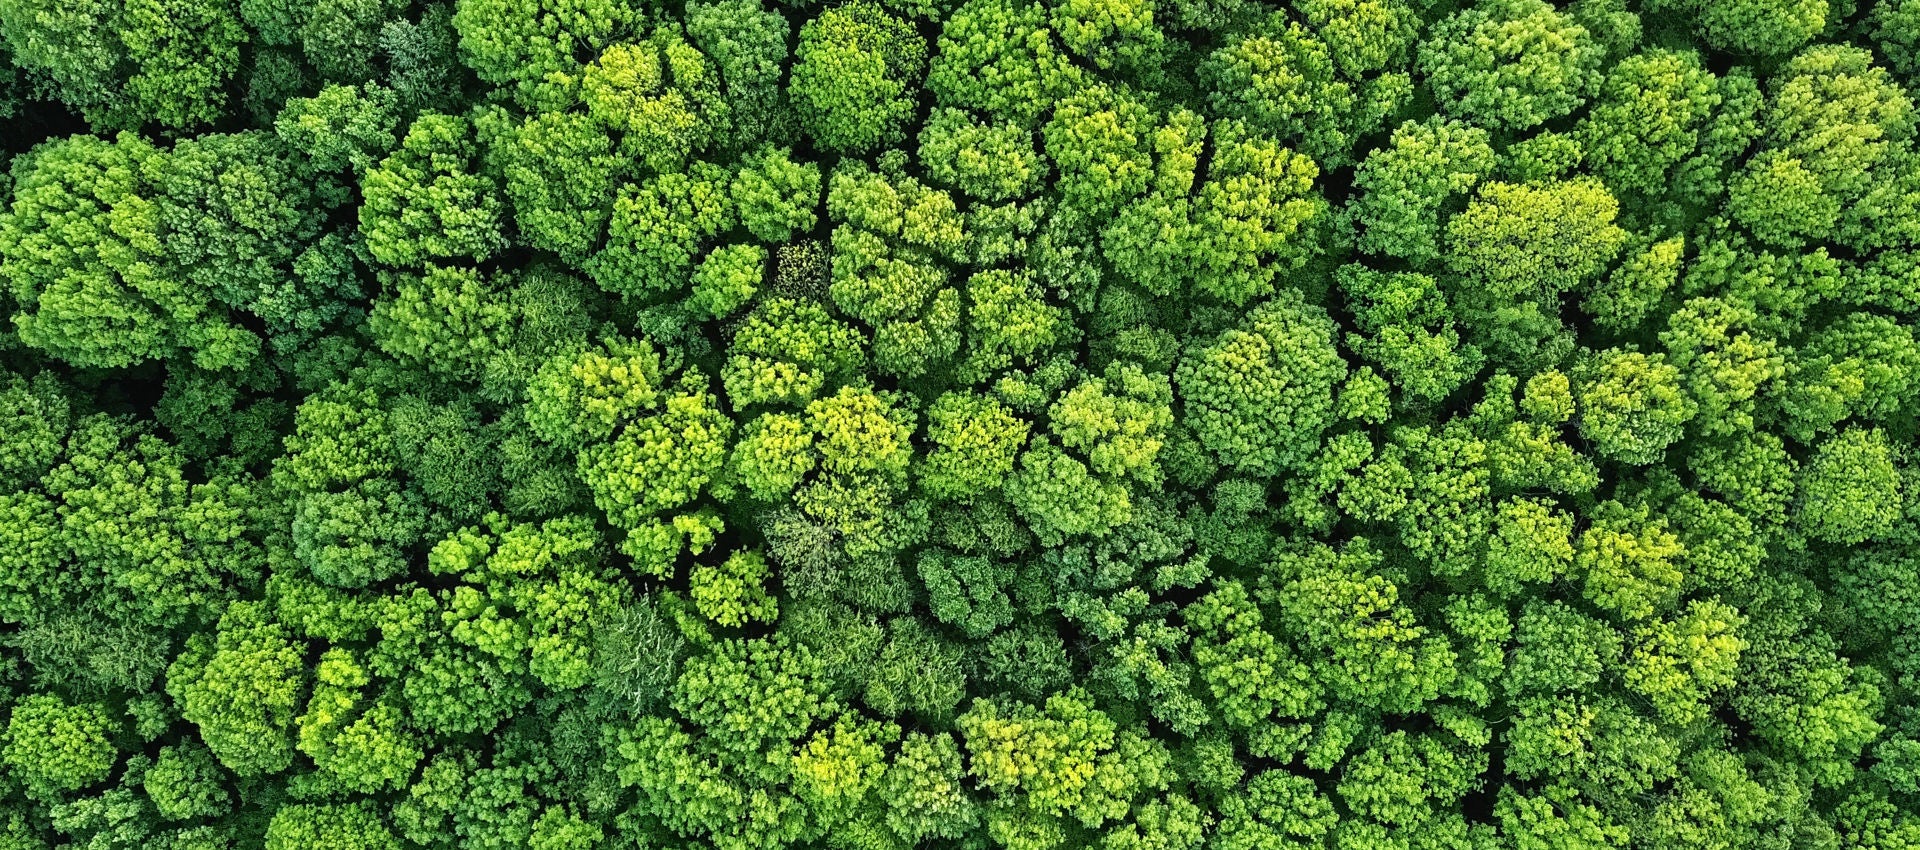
0,0,1919,844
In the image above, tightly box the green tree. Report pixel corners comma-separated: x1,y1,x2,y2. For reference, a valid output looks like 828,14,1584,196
489,110,626,262
1347,118,1495,266
1574,349,1697,466
359,113,508,267
1175,291,1347,477
1443,178,1626,370
588,162,734,299
3,695,118,798
0,134,261,369
1727,47,1914,249
579,32,730,172
1104,124,1328,305
920,392,1030,502
731,145,821,243
449,0,641,106
791,1,926,152
265,802,402,850
1202,13,1407,165
1418,0,1603,131
1578,50,1720,197
166,602,305,777
1796,428,1906,545
929,0,1079,126
919,108,1046,202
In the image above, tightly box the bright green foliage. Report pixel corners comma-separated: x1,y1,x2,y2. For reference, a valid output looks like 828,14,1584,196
1659,296,1785,440
44,415,256,627
1104,125,1328,305
792,2,926,153
686,0,792,150
866,616,969,718
1214,771,1338,849
1574,349,1697,466
1176,291,1347,476
929,0,1079,126
1043,85,1155,218
808,385,915,483
275,84,403,175
956,687,1129,819
120,0,246,128
1006,439,1133,544
1579,50,1720,196
1268,542,1455,713
1445,178,1626,308
1337,725,1487,826
2,1,1919,847
525,337,666,449
145,744,230,821
0,373,69,490
1048,364,1173,484
1623,599,1746,725
1184,580,1323,728
826,161,967,377
1587,236,1684,331
689,244,763,319
1796,428,1906,545
1781,312,1920,442
150,132,327,331
1443,178,1626,368
167,603,306,777
1875,0,1920,76
1348,118,1495,265
1578,500,1686,620
1651,0,1826,55
966,269,1063,375
1051,0,1165,72
722,298,866,409
1337,265,1482,404
575,374,732,545
369,265,513,381
2,695,117,798
1418,0,1603,131
589,162,734,299
790,712,897,829
578,35,727,173
1727,46,1915,249
614,635,834,848
0,0,132,128
360,113,507,267
490,111,626,262
1505,601,1619,697
450,0,641,106
1484,498,1576,597
920,109,1046,202
691,549,778,627
1202,13,1407,165
881,732,980,844
0,134,260,370
731,145,821,243
265,802,401,850
729,412,816,500
921,392,1030,502
1736,604,1885,787
297,656,422,790
425,514,620,691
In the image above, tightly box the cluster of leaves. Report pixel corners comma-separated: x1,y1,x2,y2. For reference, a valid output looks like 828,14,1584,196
1,0,1919,846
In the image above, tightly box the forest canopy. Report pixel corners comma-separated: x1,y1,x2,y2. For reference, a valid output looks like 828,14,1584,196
1,0,1919,845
